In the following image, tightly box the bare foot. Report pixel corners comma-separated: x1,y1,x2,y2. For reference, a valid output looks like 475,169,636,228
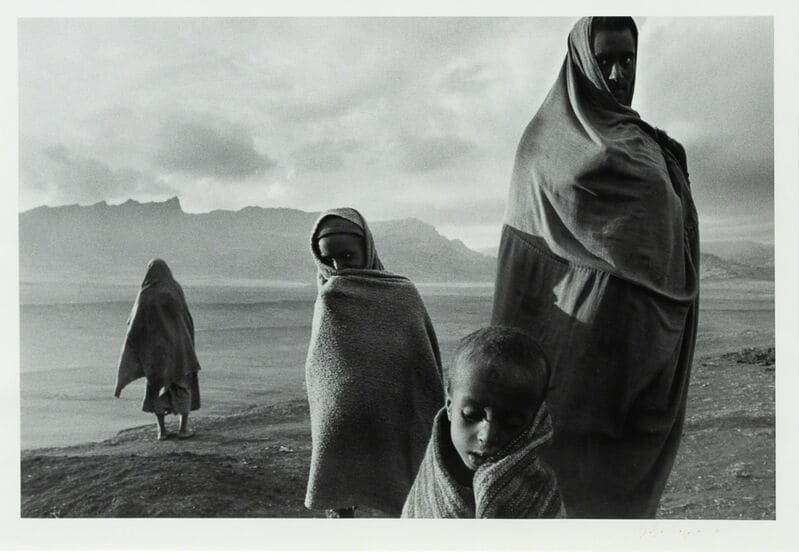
177,429,195,440
157,431,175,441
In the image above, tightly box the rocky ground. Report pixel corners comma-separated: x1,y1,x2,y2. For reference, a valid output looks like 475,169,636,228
21,347,775,519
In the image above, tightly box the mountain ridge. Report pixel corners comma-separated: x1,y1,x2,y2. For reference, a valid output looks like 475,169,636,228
19,197,497,283
20,198,773,283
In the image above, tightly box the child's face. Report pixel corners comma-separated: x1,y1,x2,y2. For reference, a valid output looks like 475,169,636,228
446,359,540,472
318,233,366,270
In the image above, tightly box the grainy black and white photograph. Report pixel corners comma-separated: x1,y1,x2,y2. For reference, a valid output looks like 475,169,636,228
4,2,799,550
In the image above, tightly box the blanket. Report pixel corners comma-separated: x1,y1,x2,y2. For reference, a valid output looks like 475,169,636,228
114,259,201,398
304,208,445,515
491,17,699,517
402,405,565,518
504,17,697,300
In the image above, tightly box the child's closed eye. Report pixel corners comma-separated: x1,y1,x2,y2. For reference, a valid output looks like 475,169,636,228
461,407,482,422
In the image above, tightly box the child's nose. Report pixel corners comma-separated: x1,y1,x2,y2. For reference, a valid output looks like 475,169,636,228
477,420,499,447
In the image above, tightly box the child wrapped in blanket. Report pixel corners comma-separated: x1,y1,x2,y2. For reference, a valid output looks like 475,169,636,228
304,207,445,518
402,326,565,518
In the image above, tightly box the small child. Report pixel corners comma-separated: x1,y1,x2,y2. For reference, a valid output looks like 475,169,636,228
304,207,445,518
402,326,565,518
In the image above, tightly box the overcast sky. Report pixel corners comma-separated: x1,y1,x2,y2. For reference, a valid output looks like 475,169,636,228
18,17,773,249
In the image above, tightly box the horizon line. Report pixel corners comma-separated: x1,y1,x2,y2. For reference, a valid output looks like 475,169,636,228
19,195,775,247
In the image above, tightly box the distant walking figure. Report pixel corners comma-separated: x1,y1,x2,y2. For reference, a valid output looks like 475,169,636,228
491,17,700,517
114,258,201,441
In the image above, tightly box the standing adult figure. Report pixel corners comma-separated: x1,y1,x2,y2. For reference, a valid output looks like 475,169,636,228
491,17,699,517
115,258,201,440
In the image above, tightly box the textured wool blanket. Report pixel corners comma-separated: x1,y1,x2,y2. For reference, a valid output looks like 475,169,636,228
492,17,699,517
304,208,445,515
114,259,201,398
402,405,565,518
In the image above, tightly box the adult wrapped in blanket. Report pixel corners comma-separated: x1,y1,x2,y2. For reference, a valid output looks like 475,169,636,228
114,259,201,414
304,208,445,515
402,406,565,518
492,17,699,517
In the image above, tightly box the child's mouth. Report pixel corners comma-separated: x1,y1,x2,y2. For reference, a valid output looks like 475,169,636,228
468,451,493,466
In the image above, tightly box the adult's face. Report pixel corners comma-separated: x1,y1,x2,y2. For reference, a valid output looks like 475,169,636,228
592,27,636,106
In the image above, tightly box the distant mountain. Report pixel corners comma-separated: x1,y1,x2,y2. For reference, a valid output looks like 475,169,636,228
19,198,497,283
701,240,774,271
18,198,773,284
699,252,773,281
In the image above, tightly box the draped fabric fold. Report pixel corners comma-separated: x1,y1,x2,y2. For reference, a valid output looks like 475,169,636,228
114,259,200,399
304,208,444,515
492,17,699,517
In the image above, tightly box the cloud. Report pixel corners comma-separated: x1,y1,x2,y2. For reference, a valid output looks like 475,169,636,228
636,17,773,222
659,116,773,221
154,120,275,179
292,139,362,173
279,78,397,123
21,144,175,205
439,61,499,94
17,17,774,247
395,134,478,173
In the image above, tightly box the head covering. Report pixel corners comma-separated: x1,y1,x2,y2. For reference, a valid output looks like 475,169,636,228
565,15,641,126
574,17,638,108
310,208,384,281
114,259,200,397
502,16,698,301
315,217,365,240
141,258,174,287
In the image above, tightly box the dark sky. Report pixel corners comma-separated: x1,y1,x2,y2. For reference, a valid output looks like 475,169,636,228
18,16,774,248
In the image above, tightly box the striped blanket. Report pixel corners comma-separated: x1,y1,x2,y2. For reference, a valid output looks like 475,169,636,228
402,405,565,518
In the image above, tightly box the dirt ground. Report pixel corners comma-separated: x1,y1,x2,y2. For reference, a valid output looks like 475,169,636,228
20,348,775,519
658,347,775,519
